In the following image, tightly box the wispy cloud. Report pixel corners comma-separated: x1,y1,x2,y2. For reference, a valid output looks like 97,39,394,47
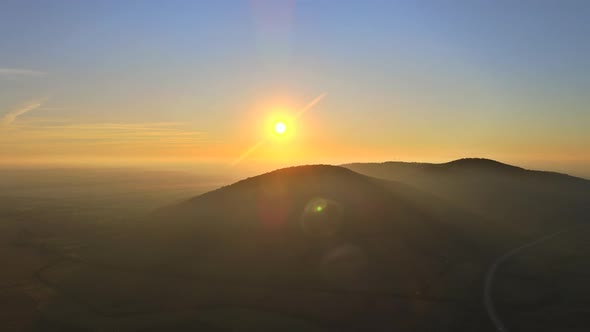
0,68,47,77
0,102,42,126
0,119,209,151
0,101,210,159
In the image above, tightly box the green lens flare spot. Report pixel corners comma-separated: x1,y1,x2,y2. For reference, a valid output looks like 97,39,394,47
316,206,323,212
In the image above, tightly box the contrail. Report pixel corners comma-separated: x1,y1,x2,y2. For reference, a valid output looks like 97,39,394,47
1,102,42,126
232,92,327,166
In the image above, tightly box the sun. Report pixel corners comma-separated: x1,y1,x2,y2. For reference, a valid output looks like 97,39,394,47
274,121,287,135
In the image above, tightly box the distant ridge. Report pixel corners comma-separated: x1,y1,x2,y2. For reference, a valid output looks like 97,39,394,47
442,158,523,170
344,158,587,182
347,157,520,169
343,158,590,227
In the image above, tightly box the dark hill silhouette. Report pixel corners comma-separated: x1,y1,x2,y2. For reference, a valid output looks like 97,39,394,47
79,161,590,296
99,165,491,294
443,158,523,172
346,158,588,182
343,158,590,235
38,162,590,331
345,158,585,179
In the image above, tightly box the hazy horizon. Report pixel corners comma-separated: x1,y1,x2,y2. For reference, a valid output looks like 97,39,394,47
1,155,589,180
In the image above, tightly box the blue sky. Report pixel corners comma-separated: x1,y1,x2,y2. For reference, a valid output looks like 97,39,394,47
1,1,589,176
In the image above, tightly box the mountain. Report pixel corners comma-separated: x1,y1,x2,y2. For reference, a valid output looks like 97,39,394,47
39,164,504,331
344,158,584,180
343,159,590,234
139,165,487,291
36,161,590,331
119,160,588,289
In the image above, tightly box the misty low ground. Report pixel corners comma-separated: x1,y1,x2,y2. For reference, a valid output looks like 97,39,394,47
0,160,589,332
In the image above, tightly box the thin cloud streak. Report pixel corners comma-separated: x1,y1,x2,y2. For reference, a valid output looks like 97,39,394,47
13,122,192,131
0,120,209,150
1,102,43,126
0,68,47,77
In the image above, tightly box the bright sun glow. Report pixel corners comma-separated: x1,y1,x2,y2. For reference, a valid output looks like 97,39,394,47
274,121,287,134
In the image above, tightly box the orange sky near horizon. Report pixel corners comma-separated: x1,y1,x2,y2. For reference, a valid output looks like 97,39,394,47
1,95,588,179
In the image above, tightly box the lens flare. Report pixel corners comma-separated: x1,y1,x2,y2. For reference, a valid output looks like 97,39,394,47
300,197,341,236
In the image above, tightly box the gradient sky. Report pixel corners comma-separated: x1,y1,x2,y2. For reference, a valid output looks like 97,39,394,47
1,1,589,177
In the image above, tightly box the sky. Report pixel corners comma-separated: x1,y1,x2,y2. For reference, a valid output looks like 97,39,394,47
1,0,589,177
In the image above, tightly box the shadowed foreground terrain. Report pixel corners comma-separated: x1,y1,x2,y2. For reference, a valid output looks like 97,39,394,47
1,160,589,331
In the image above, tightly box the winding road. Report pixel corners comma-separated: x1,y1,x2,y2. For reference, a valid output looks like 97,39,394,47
483,227,575,332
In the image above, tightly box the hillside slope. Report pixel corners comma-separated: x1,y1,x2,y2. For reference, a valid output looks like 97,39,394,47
142,165,485,290
33,164,548,331
343,158,590,233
